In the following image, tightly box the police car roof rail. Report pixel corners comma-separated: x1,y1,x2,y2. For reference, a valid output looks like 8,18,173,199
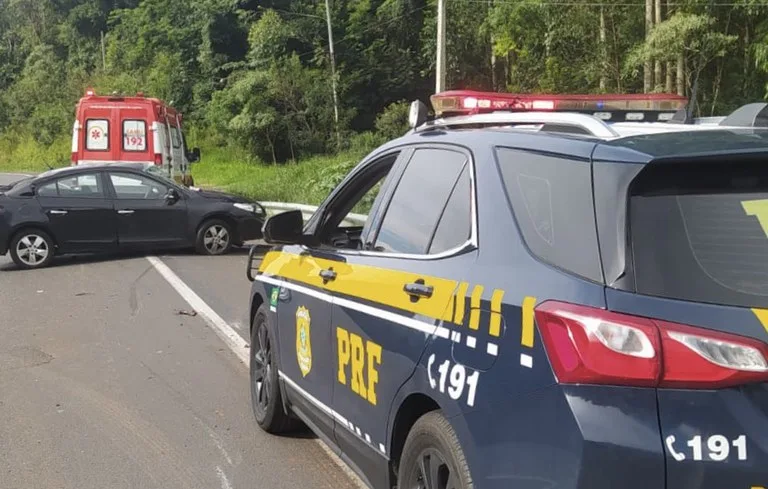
414,112,621,139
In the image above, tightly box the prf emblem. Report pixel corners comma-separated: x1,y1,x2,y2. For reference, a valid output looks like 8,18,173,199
296,306,312,377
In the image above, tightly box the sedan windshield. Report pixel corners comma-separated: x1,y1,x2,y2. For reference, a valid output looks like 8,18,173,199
144,165,180,187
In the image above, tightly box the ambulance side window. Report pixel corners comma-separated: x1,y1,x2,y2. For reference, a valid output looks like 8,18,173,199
123,120,147,151
86,119,109,151
171,127,182,149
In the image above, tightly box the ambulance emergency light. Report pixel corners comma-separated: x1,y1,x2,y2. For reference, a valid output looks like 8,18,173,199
429,90,688,122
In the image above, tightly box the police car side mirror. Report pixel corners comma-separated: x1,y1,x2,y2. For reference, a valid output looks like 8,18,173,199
264,210,307,245
408,100,428,129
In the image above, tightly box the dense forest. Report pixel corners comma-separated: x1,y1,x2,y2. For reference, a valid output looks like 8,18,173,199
1,0,768,165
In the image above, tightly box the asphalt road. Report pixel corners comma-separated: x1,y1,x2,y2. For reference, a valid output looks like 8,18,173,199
0,173,358,489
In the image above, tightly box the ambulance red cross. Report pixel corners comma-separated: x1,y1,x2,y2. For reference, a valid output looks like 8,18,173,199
70,88,200,186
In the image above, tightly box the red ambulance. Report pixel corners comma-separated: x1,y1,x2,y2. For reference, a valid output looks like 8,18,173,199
71,88,200,186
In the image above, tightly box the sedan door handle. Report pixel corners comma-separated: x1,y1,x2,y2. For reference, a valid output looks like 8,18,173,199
117,210,135,215
48,210,68,215
319,268,337,283
404,280,433,301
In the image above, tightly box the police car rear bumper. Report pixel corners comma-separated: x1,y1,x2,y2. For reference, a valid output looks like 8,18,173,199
454,384,665,489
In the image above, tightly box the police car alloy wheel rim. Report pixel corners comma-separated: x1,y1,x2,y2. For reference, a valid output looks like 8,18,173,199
252,322,272,411
204,225,229,254
413,448,460,489
16,235,49,266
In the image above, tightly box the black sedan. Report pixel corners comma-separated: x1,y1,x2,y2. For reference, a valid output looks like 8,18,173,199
0,163,266,269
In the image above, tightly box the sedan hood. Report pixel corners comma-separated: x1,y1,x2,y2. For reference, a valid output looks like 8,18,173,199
190,187,249,203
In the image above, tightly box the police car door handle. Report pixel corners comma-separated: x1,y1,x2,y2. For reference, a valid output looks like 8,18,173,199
404,281,433,300
319,268,337,282
117,209,134,215
48,210,68,215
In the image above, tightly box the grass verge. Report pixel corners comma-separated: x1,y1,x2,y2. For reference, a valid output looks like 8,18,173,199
0,134,366,205
191,146,367,205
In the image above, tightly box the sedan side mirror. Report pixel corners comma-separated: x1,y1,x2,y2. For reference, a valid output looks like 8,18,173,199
263,210,307,245
165,188,181,205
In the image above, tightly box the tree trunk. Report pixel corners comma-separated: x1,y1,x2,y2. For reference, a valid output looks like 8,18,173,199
489,0,497,90
599,6,607,91
644,0,653,93
654,0,662,90
677,54,685,95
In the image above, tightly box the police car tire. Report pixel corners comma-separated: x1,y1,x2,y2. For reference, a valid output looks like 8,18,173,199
250,305,298,434
9,229,55,269
195,219,233,256
397,411,474,489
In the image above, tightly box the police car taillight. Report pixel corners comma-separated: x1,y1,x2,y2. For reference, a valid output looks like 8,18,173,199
535,302,768,389
429,90,687,118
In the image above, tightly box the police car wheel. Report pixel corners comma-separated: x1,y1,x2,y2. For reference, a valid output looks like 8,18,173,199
9,229,55,269
196,219,232,256
250,305,297,434
398,411,473,489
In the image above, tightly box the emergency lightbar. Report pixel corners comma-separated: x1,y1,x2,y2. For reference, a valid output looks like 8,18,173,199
430,90,688,123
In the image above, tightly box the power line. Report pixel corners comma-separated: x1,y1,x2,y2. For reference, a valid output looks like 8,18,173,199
456,0,768,5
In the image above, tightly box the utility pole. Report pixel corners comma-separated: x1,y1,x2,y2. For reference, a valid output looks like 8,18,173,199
435,0,447,93
324,0,341,149
100,31,106,70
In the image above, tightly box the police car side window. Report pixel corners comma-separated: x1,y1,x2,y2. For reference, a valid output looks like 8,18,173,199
373,148,467,255
428,163,471,254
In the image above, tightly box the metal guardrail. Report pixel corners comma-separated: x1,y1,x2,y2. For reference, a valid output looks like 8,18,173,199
259,201,368,226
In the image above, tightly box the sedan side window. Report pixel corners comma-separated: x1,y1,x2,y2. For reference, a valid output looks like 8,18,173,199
372,148,469,255
36,174,105,198
109,173,168,200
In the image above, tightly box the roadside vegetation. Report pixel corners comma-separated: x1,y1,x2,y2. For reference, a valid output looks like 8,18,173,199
1,0,766,201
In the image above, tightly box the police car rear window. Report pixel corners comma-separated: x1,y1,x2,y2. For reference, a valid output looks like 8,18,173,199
630,161,768,308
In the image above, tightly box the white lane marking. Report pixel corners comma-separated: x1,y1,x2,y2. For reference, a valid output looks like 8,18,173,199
365,434,371,443
209,430,234,466
520,353,533,368
466,336,477,349
147,257,248,365
216,466,233,489
148,257,368,489
451,331,461,343
487,343,499,356
379,443,386,454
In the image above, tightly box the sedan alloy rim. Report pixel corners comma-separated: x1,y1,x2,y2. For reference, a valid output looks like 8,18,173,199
204,225,229,254
16,235,49,266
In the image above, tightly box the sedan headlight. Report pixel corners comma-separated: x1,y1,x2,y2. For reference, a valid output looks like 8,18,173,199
234,202,266,215
234,203,255,213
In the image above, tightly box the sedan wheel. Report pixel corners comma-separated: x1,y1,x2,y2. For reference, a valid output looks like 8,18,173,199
195,220,233,256
10,230,54,269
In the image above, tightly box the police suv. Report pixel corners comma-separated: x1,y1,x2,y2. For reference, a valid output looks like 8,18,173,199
246,90,768,489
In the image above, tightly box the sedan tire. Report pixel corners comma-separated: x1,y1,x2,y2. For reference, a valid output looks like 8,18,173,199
9,229,55,269
196,219,233,256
